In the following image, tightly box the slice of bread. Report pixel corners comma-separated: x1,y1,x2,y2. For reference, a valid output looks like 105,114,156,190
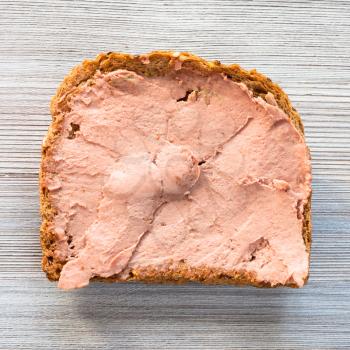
40,51,312,289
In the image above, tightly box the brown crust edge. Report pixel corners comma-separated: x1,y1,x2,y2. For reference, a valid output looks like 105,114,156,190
40,51,312,287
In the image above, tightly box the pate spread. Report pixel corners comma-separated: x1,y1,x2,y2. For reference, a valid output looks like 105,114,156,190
44,68,311,289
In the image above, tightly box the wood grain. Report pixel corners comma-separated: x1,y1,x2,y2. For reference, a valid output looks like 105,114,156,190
0,0,349,349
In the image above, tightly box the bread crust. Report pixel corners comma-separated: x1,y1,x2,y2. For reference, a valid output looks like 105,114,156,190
40,51,312,287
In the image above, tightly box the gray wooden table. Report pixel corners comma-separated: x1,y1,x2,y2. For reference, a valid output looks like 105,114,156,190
1,1,349,349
